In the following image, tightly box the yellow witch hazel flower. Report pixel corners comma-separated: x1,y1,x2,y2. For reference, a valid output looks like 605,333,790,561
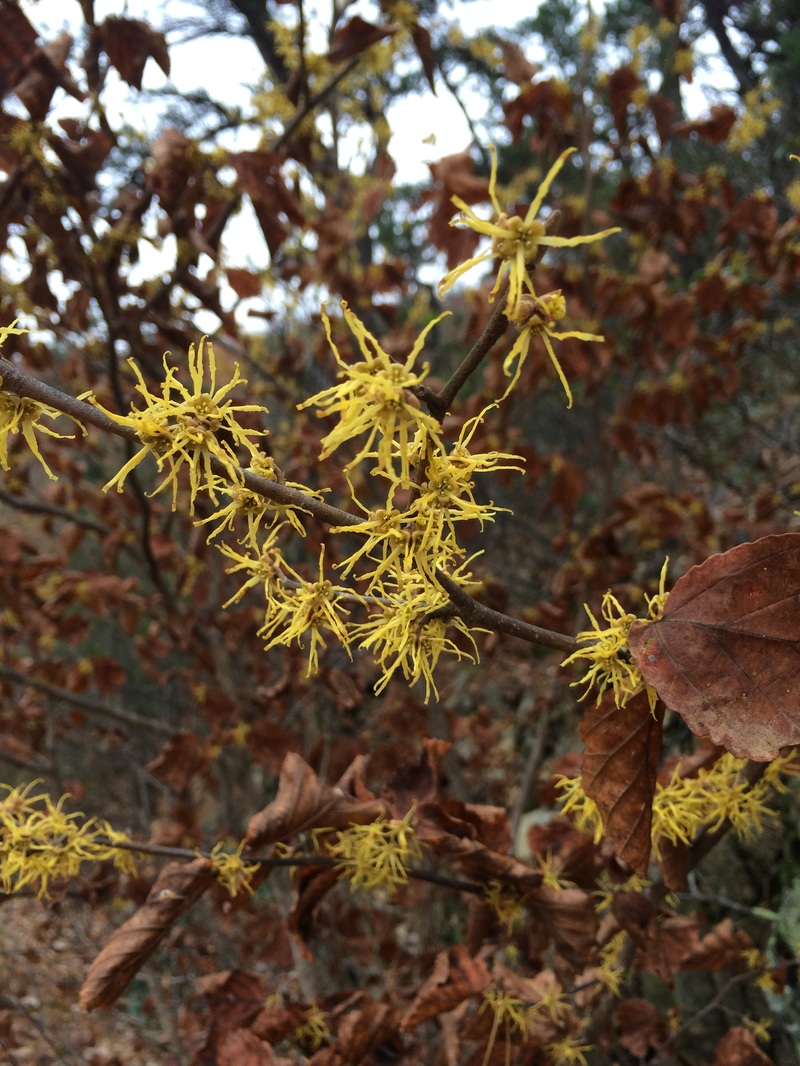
90,337,268,512
197,452,324,546
257,545,359,677
557,750,799,857
299,301,447,488
0,781,137,898
354,565,484,700
504,290,605,408
0,321,81,479
327,807,423,894
333,406,523,588
0,392,78,480
438,145,620,322
208,839,259,897
561,560,669,711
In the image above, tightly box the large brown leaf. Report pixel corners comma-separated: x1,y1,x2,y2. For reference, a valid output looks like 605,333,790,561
528,885,598,969
628,534,800,760
0,2,39,97
580,689,664,874
246,752,386,849
96,17,170,90
79,858,215,1009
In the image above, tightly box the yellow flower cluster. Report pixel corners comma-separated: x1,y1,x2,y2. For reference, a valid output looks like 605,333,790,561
294,310,524,693
221,533,356,677
293,1005,331,1051
299,302,446,488
0,782,137,898
728,83,782,152
90,337,269,513
207,839,260,897
438,145,619,404
556,751,799,855
561,560,669,710
326,808,423,894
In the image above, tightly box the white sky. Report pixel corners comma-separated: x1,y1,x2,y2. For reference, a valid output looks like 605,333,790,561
27,0,520,182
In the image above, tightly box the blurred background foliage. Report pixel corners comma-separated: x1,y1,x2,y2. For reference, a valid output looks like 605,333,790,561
1,0,800,1061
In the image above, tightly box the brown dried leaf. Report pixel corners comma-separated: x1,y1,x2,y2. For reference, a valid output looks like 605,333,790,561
672,104,736,144
410,23,437,93
217,1030,279,1066
0,2,40,97
326,17,395,64
227,268,263,299
608,65,641,134
713,1027,775,1066
79,858,215,1010
337,999,393,1063
246,751,386,849
197,970,268,1045
400,947,490,1030
146,128,196,217
682,917,754,972
13,31,80,121
286,864,342,944
527,885,598,968
580,690,664,874
421,149,488,267
648,92,676,145
97,17,170,90
416,805,535,887
628,533,800,760
498,37,537,84
616,998,668,1057
636,911,701,986
228,150,305,257
53,120,115,194
386,737,451,814
146,731,211,792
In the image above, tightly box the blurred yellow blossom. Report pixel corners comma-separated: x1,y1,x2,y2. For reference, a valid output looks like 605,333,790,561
208,839,259,896
0,391,78,480
0,782,137,898
327,807,422,894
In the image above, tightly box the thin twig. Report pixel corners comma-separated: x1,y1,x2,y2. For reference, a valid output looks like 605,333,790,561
101,837,488,895
0,358,361,528
0,993,85,1066
414,280,511,421
0,664,176,737
435,568,577,653
0,486,108,535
